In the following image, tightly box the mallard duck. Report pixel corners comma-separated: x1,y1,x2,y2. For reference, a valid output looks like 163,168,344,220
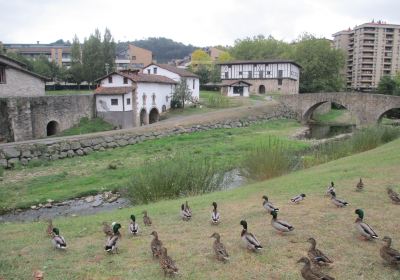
210,232,229,262
129,215,139,235
380,236,400,266
185,201,192,215
262,195,279,213
46,219,53,237
354,209,378,240
159,247,179,276
329,191,349,207
102,221,113,237
105,222,121,253
240,220,262,251
326,182,335,196
307,237,333,266
291,194,306,204
356,178,364,192
271,210,294,234
51,227,67,249
211,202,220,225
150,231,163,258
181,203,191,221
387,187,400,204
297,257,335,280
143,210,152,226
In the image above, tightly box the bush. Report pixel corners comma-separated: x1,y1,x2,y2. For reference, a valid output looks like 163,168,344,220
241,137,296,181
0,166,3,177
207,94,230,108
125,154,226,204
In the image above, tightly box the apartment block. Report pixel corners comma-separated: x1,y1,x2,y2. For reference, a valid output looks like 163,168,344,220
333,21,400,91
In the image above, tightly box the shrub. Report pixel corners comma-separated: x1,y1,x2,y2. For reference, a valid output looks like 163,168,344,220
125,154,225,204
207,94,230,108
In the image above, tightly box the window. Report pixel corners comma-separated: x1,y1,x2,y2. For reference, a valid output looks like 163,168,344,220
248,71,252,78
233,86,244,94
224,72,228,79
123,77,128,84
0,66,5,84
278,70,283,78
239,71,242,76
143,94,147,105
193,79,195,89
259,71,264,78
131,56,136,60
266,71,271,75
147,69,151,74
111,98,118,105
278,79,283,85
127,98,131,105
166,96,169,102
152,93,156,105
108,76,113,83
153,67,157,74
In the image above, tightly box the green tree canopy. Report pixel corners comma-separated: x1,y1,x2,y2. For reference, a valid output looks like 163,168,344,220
377,75,398,95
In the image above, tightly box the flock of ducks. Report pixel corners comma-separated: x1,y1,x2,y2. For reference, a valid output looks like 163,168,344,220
44,180,400,279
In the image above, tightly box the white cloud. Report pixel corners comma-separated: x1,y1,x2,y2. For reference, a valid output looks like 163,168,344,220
0,0,399,46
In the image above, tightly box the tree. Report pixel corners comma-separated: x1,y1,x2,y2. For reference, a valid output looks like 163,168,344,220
191,49,211,64
377,75,397,95
290,34,345,93
69,35,85,88
82,29,104,85
172,79,193,109
102,28,116,73
217,51,233,62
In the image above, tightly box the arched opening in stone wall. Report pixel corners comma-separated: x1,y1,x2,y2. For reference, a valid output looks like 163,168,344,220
303,101,356,139
258,85,265,94
140,109,147,126
149,108,159,124
46,120,59,136
378,108,400,126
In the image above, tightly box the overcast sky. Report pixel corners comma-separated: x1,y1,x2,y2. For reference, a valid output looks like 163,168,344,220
1,0,399,46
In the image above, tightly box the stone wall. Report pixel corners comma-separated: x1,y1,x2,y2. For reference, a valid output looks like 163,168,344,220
244,79,299,94
0,95,95,142
0,104,297,168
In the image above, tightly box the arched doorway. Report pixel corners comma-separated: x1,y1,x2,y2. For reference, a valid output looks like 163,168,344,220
149,108,159,124
46,120,59,136
140,109,147,126
258,85,265,94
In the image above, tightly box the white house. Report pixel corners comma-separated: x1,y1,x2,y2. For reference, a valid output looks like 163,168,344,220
218,59,301,95
142,63,200,102
220,80,251,97
95,70,177,128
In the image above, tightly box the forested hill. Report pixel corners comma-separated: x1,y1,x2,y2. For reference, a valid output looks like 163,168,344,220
117,37,197,63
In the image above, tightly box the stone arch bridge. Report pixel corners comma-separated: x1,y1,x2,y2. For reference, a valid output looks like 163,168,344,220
279,92,400,127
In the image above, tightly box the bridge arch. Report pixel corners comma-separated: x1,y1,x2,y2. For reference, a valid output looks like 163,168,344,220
377,107,400,123
302,100,353,123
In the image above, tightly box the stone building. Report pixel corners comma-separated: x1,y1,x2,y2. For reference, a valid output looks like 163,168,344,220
95,70,177,128
0,54,48,97
217,60,300,95
333,21,400,91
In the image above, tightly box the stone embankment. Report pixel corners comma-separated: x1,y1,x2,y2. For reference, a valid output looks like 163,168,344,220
0,103,296,168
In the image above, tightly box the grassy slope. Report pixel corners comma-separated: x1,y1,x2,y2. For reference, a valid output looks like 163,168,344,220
313,109,356,124
57,118,114,137
1,139,400,279
45,90,93,96
0,120,306,211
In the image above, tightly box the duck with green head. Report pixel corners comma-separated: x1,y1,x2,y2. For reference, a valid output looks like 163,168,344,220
211,202,220,225
129,215,139,235
105,222,121,253
271,210,294,234
291,193,306,204
262,195,279,213
51,227,67,250
240,220,262,251
354,209,378,240
329,191,349,207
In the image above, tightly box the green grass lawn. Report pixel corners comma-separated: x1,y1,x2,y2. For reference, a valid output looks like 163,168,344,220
57,117,115,136
1,135,399,279
46,89,93,96
0,120,306,211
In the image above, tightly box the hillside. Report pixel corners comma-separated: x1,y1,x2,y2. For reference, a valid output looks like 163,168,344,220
0,136,400,279
117,37,197,63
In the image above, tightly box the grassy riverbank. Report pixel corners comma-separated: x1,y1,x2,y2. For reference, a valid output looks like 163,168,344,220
0,120,306,211
1,138,400,279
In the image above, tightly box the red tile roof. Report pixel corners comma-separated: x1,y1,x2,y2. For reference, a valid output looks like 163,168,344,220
94,86,134,95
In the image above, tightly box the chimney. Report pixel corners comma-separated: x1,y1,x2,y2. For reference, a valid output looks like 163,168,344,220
37,41,40,44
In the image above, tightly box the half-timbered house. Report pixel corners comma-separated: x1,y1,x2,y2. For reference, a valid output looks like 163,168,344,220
218,60,301,95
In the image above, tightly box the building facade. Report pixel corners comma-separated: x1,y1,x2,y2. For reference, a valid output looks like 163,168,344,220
218,60,300,95
333,21,400,91
115,44,153,70
0,54,48,97
142,63,200,101
95,70,176,128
